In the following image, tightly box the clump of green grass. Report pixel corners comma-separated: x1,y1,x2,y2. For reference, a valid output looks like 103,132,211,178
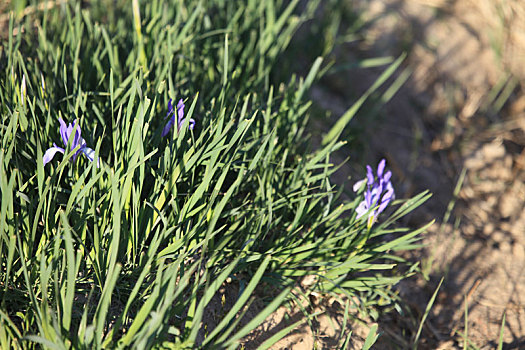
0,0,431,348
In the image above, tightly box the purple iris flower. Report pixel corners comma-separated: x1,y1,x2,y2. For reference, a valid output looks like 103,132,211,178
161,98,195,137
353,159,395,228
42,118,98,167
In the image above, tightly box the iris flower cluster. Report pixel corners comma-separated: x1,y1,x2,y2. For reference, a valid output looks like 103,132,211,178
161,98,195,137
353,158,395,228
43,118,98,167
43,98,195,168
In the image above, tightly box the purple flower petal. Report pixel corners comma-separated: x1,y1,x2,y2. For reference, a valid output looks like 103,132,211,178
383,170,392,183
59,118,68,146
177,117,196,132
353,178,366,192
177,99,185,125
167,99,174,117
378,186,395,213
81,147,94,161
71,120,82,149
81,147,99,167
66,122,74,143
385,182,395,200
355,201,368,219
162,117,175,137
377,159,386,177
364,189,372,207
43,145,65,166
370,182,383,204
366,165,374,185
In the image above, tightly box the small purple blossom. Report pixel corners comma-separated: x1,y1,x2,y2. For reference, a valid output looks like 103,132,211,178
353,159,395,228
162,98,195,137
43,118,98,167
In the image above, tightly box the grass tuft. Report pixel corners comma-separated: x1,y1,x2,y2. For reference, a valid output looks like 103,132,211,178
0,0,431,347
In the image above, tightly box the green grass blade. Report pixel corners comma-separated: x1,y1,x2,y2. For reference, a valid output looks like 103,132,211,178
362,323,379,350
413,277,444,349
